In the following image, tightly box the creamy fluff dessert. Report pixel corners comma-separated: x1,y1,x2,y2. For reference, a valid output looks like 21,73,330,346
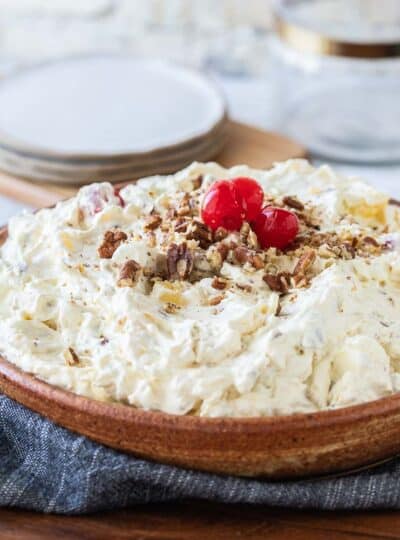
1,160,400,417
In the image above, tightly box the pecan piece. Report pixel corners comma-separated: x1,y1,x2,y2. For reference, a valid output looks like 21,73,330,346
144,214,162,231
206,246,224,272
211,277,227,290
146,231,156,247
234,246,264,269
209,294,224,306
166,207,177,219
362,236,379,247
65,347,80,366
239,222,260,250
296,212,320,230
283,196,304,211
153,253,168,279
216,242,229,262
164,302,179,314
214,227,229,242
192,175,203,190
174,218,189,233
239,222,251,242
236,283,252,293
342,241,356,259
234,246,251,264
98,230,128,259
186,219,213,249
177,193,196,217
167,243,194,280
250,253,264,270
263,272,291,294
117,259,141,287
293,249,316,276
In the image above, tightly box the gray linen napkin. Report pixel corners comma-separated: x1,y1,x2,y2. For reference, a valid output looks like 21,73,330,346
0,394,399,514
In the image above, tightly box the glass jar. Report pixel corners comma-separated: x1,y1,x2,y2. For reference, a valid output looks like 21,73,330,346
271,0,400,163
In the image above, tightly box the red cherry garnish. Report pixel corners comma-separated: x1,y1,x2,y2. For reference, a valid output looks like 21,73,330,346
253,206,299,250
114,187,125,207
201,180,244,231
232,177,264,222
86,186,125,215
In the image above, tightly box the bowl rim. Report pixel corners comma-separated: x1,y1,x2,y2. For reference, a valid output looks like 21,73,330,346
1,352,400,435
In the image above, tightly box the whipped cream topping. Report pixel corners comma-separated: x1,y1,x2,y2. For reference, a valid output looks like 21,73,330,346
1,159,400,417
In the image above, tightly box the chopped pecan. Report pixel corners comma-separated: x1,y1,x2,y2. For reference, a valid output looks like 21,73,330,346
362,236,379,247
117,259,141,287
383,239,394,251
164,302,179,314
247,229,259,250
283,196,304,211
239,222,259,250
211,277,227,290
214,227,229,241
146,231,156,247
186,219,213,249
166,207,177,219
153,253,168,279
234,246,264,269
234,246,251,264
167,243,194,280
263,272,291,294
98,230,128,259
291,274,308,288
174,218,189,233
209,294,224,306
177,204,191,217
293,249,316,276
250,253,264,270
191,250,213,280
296,212,320,230
192,175,203,190
216,242,229,261
65,347,80,366
144,214,162,231
236,283,252,293
240,222,251,242
206,246,224,272
342,241,356,259
177,193,196,217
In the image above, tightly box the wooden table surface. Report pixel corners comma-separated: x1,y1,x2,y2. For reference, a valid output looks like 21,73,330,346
1,502,399,540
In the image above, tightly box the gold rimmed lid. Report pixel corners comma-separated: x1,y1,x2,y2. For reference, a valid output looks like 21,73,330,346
274,0,400,59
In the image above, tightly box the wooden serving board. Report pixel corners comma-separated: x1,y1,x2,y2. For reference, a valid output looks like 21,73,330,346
0,120,306,208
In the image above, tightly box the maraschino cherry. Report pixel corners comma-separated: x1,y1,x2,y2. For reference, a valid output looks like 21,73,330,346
232,177,263,221
201,180,244,231
201,177,299,250
253,206,299,249
114,187,125,207
90,187,125,214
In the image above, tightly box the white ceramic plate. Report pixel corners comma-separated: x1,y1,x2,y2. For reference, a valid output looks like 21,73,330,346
0,133,227,185
0,55,226,158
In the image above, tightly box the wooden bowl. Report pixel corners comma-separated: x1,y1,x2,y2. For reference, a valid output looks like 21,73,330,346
1,225,400,478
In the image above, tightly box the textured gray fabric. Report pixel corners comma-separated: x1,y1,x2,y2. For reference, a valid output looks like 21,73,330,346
1,394,399,514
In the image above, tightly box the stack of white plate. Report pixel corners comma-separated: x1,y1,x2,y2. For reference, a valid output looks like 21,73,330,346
0,56,228,185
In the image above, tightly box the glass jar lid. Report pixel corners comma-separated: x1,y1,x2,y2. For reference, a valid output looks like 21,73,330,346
274,0,400,58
